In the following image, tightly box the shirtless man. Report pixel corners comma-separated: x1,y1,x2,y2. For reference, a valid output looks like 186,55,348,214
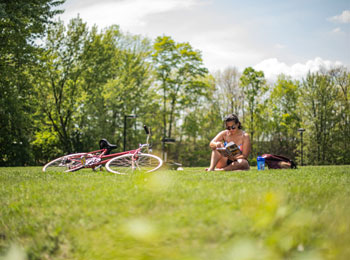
207,114,251,171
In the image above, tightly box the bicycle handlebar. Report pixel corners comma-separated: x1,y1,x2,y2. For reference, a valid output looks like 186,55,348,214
144,125,149,135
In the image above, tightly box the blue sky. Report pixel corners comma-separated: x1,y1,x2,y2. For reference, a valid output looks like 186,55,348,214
59,0,349,80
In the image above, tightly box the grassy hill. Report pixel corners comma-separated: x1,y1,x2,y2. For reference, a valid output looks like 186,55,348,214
1,166,349,259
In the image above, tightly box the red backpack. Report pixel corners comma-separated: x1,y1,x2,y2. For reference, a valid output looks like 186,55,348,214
261,154,297,169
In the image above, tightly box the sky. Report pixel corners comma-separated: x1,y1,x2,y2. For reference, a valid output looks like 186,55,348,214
59,0,350,80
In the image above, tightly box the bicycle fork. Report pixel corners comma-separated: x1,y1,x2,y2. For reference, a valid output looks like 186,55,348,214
131,154,140,171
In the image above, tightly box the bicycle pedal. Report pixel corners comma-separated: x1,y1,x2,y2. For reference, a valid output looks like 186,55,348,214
93,165,103,171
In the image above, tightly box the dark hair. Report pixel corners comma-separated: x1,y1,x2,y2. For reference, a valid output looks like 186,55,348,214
224,114,242,129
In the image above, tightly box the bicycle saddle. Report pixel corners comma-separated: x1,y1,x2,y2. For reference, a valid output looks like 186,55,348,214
99,139,117,154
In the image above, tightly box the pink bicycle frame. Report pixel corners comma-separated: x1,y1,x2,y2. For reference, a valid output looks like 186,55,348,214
70,148,139,169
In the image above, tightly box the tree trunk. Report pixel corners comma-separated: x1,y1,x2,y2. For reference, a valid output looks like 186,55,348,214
168,97,177,138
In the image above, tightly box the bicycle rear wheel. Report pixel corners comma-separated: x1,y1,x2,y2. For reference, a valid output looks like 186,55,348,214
43,153,86,172
106,153,163,175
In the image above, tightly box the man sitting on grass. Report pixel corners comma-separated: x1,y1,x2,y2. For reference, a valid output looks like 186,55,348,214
206,114,251,171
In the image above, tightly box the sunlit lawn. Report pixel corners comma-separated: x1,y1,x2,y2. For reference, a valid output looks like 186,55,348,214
1,166,349,260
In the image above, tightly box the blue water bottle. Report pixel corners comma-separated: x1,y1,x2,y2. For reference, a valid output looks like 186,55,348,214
257,156,265,170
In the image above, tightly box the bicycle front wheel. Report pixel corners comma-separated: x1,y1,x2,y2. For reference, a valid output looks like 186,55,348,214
43,153,86,172
106,153,163,175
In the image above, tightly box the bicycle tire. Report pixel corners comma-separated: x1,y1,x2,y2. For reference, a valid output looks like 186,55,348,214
106,153,163,175
42,153,86,172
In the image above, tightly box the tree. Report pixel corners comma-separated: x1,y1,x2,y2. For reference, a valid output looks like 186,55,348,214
240,67,266,157
32,18,158,160
175,74,218,166
102,34,157,150
71,24,123,151
0,0,64,165
300,72,339,164
152,36,209,142
266,75,301,159
214,67,244,117
33,17,90,154
329,67,350,164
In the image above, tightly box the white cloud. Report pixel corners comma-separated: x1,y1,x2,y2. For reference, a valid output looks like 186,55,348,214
59,0,264,72
274,43,286,49
275,43,287,49
332,27,342,33
59,1,349,74
328,10,350,24
254,57,343,81
188,27,265,72
202,45,264,72
60,0,202,29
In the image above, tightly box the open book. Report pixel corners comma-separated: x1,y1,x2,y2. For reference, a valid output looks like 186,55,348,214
217,141,242,159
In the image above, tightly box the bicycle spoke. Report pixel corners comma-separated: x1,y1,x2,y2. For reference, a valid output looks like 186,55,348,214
106,153,162,175
43,153,85,172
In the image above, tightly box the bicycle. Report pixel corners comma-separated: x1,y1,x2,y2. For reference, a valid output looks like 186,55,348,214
42,126,163,175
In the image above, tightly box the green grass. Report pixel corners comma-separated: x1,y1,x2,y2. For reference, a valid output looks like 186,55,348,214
1,166,349,260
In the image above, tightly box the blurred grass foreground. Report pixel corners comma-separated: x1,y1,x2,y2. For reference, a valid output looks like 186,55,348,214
1,166,349,260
